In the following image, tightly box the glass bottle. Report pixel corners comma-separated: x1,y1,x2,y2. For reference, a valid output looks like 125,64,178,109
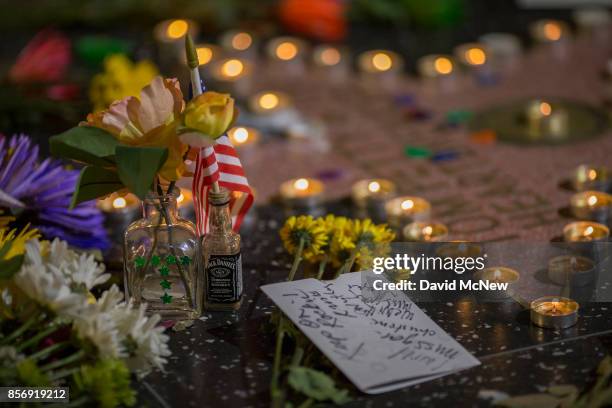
202,188,242,311
124,188,202,320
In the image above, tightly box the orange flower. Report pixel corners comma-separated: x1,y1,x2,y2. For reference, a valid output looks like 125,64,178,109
84,76,188,181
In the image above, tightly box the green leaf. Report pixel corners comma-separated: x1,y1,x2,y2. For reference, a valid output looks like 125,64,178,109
70,166,124,208
0,255,24,280
287,366,351,404
50,126,119,167
115,145,168,200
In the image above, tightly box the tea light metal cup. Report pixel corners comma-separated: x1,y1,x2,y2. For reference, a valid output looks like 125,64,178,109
548,255,595,287
524,100,569,139
384,196,431,227
530,296,579,329
403,221,449,242
280,178,324,210
571,165,610,192
351,179,396,210
563,221,610,242
473,266,520,299
570,191,612,222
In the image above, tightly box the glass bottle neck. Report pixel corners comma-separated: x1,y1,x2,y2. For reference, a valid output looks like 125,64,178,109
143,192,179,223
208,202,232,234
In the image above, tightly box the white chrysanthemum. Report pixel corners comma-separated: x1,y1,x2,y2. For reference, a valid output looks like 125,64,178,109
96,285,124,313
73,307,124,359
14,263,87,318
111,303,170,376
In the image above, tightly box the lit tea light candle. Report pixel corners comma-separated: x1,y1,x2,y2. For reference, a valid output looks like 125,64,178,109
571,164,610,192
154,19,199,63
227,126,260,148
194,43,221,67
530,296,579,329
210,58,253,98
220,30,255,53
570,191,612,221
530,19,569,43
548,255,595,287
266,37,306,74
524,100,569,138
417,54,455,78
358,50,403,74
454,43,488,67
248,91,291,115
279,177,325,209
312,45,349,81
351,178,396,209
474,266,520,299
403,221,449,242
563,221,610,242
385,196,431,226
97,193,141,232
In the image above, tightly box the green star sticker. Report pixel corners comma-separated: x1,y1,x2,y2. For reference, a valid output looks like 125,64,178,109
166,255,177,265
160,293,173,304
160,279,171,290
151,255,161,266
180,256,191,266
134,256,146,268
159,265,170,276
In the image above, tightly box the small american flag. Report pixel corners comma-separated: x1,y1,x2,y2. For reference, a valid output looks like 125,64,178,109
192,137,254,236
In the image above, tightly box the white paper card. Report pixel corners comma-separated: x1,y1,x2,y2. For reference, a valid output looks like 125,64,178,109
261,272,480,394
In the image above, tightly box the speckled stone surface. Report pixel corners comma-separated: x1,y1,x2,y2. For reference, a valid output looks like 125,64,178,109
135,205,612,407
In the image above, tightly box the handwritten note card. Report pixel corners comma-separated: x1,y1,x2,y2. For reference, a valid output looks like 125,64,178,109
261,272,480,394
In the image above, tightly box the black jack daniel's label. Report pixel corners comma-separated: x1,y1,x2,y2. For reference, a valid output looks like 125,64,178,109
206,253,242,303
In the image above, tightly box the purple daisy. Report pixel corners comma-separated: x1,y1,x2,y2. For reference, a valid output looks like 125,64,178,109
0,133,110,250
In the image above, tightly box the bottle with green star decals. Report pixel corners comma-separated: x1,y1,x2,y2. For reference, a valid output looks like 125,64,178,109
202,188,242,311
124,188,203,320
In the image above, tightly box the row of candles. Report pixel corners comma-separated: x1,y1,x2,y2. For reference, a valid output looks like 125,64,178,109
153,16,602,92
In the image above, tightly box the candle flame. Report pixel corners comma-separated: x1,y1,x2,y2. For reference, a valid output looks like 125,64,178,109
232,127,249,144
465,48,486,65
276,42,298,61
320,47,341,66
543,22,562,41
588,169,597,180
539,102,552,116
221,59,244,77
422,225,433,236
196,47,213,65
259,93,279,110
434,57,453,74
113,197,127,209
493,269,502,279
372,53,392,71
294,178,309,190
584,226,594,236
368,181,381,193
588,195,598,206
401,199,414,210
232,32,252,51
167,20,189,39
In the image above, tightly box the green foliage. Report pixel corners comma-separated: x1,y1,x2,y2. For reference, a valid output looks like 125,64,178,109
70,166,124,208
73,359,136,408
50,126,119,168
16,359,50,387
350,0,464,26
0,239,24,280
115,145,168,200
287,366,350,405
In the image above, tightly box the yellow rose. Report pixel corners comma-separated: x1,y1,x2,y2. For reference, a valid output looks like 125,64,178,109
180,92,237,147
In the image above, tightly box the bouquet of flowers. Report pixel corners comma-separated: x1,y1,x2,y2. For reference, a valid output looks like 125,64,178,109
272,214,395,406
0,225,170,407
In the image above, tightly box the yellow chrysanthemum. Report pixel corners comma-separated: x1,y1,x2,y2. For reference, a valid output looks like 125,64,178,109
0,226,39,261
325,216,357,266
89,54,159,112
279,215,328,262
348,219,395,271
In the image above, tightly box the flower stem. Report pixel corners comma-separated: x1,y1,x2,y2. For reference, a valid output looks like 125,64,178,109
316,256,328,280
50,366,80,381
271,316,285,408
17,319,61,352
2,313,41,345
28,341,69,361
287,238,305,282
41,349,84,372
290,345,304,368
334,249,358,279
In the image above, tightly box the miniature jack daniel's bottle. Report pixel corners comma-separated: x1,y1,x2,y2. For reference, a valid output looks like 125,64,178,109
202,188,242,310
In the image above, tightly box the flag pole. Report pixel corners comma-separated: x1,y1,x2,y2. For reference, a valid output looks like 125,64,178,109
185,34,220,193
